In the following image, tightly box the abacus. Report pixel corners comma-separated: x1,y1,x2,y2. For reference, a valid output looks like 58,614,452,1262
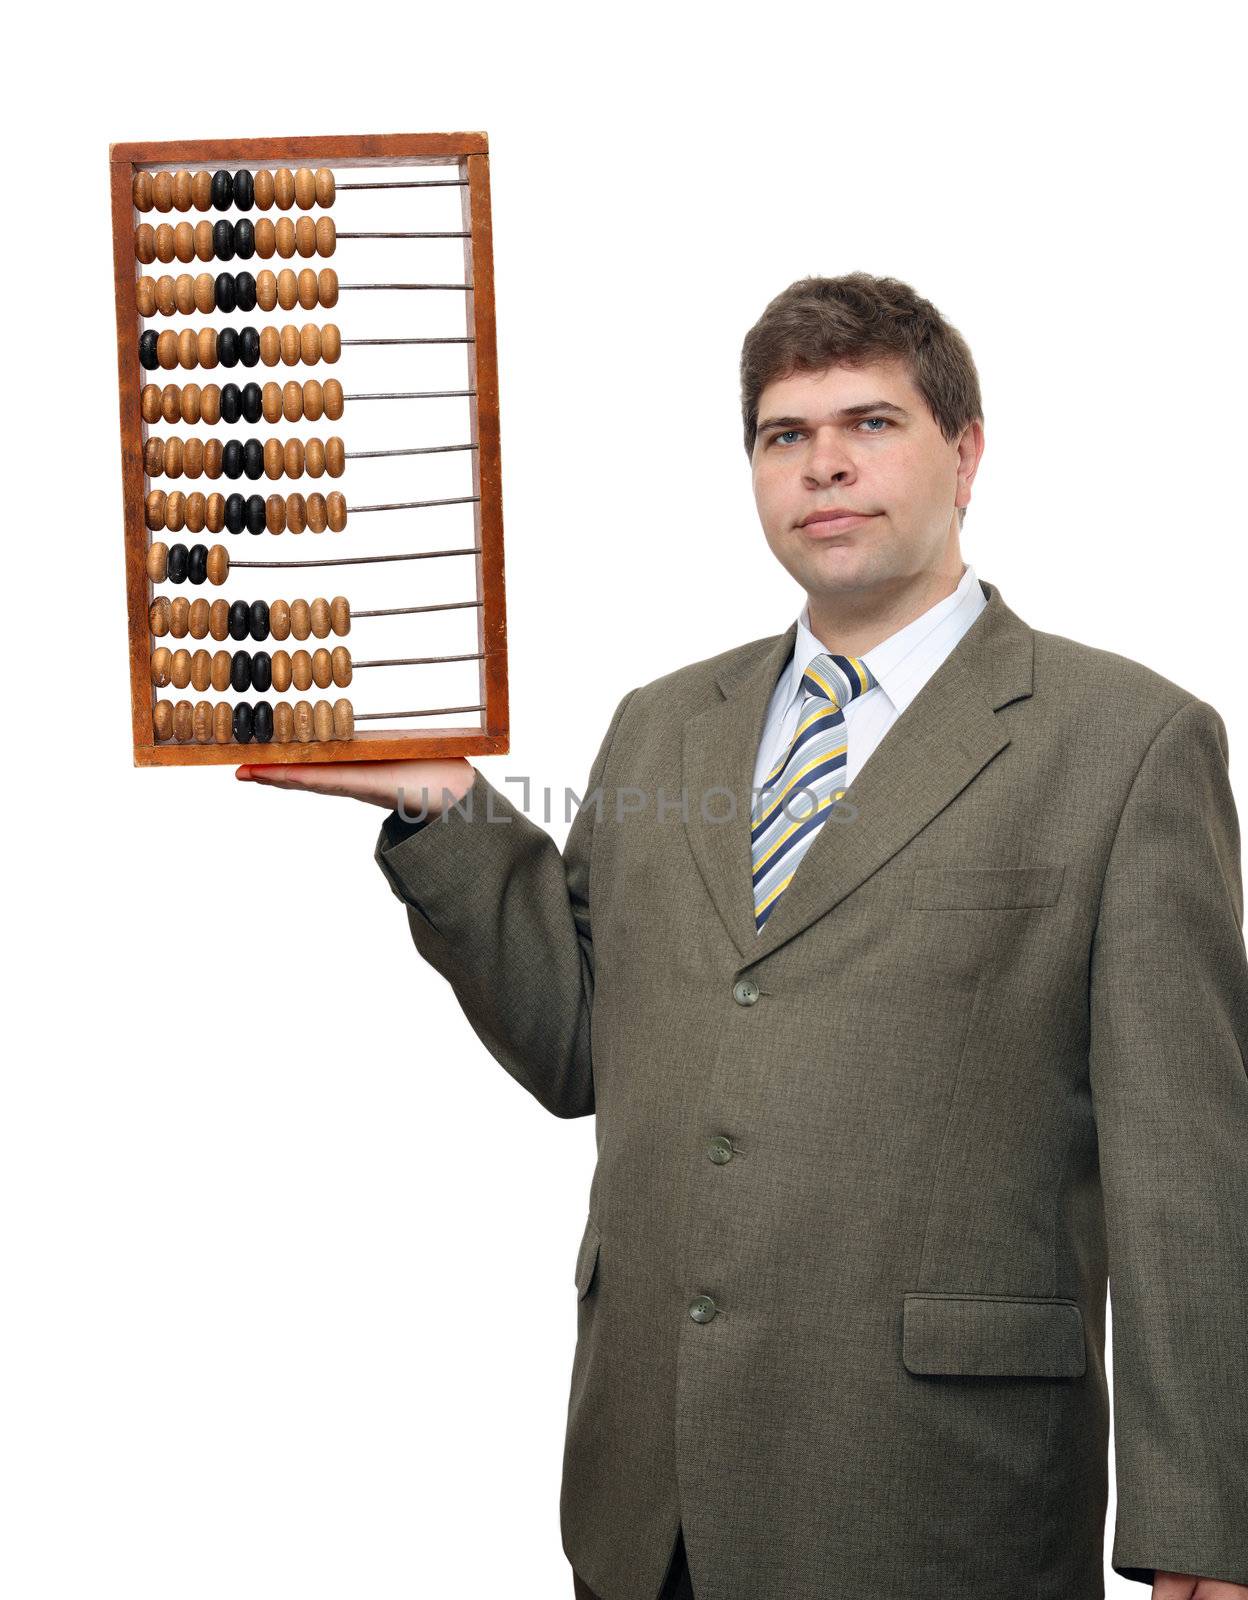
110,133,508,766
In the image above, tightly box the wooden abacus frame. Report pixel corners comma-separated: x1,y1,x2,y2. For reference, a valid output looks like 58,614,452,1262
109,132,509,767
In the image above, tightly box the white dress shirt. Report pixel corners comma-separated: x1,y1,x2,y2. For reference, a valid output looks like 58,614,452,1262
752,562,987,799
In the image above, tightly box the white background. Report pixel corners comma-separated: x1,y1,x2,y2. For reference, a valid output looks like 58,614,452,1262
5,4,1245,1596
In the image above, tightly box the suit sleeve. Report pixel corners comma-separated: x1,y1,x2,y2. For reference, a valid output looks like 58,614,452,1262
372,687,637,1120
1088,695,1248,1587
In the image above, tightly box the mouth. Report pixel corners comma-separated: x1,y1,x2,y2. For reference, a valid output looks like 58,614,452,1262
799,511,878,533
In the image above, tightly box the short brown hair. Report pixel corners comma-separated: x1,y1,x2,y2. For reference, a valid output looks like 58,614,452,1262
739,272,983,521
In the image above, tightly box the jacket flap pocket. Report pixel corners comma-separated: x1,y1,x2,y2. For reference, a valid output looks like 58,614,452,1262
574,1215,601,1300
902,1293,1086,1377
912,864,1065,910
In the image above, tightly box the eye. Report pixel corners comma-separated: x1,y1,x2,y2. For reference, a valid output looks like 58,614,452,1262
857,417,891,432
772,429,802,445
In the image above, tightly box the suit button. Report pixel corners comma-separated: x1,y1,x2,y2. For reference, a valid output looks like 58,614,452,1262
689,1295,718,1323
732,977,759,1006
708,1136,734,1164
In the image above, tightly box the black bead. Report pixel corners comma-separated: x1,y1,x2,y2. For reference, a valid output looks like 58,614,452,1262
251,651,272,693
234,271,257,313
211,169,233,211
242,439,264,480
214,272,237,313
252,701,273,743
233,169,254,211
217,327,239,368
248,599,270,641
220,383,242,424
222,439,244,479
213,219,235,261
138,329,158,370
241,382,262,424
233,218,255,260
232,702,254,744
224,493,246,534
231,650,252,692
187,544,208,585
238,326,260,367
228,599,250,641
167,543,189,584
245,495,267,535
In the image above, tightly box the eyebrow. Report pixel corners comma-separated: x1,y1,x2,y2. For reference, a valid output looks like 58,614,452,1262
756,399,911,433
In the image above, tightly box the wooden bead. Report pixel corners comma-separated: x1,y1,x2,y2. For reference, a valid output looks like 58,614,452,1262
191,170,213,210
193,220,214,261
261,438,282,480
294,168,316,209
151,170,173,212
315,217,335,258
177,327,198,369
172,170,193,212
144,436,164,476
146,542,168,582
304,437,325,477
253,168,275,210
263,382,284,423
132,171,154,212
161,434,183,477
150,646,172,686
320,324,340,363
273,168,295,210
203,384,225,425
275,217,295,258
165,490,186,532
315,168,335,208
153,222,175,263
281,381,302,422
290,599,311,639
213,701,233,743
193,700,215,742
266,494,287,534
304,379,324,421
180,383,200,424
311,648,333,689
330,596,350,636
295,216,316,258
169,596,190,635
205,491,225,533
154,275,176,315
135,223,156,263
277,438,300,479
254,218,276,259
273,700,294,742
318,267,338,308
196,327,218,369
286,493,307,532
188,598,210,638
149,595,171,636
205,544,229,584
184,492,206,534
271,650,292,691
153,700,173,740
313,700,335,741
325,436,346,478
259,325,280,366
209,598,229,639
184,438,205,478
135,276,157,316
292,650,312,691
192,272,214,313
210,650,232,691
170,648,191,688
326,492,346,532
306,493,327,533
276,267,299,310
172,700,194,741
293,701,316,742
309,597,331,638
156,329,177,369
145,489,167,530
297,267,318,309
256,269,277,311
175,274,196,314
280,323,300,366
300,323,321,364
190,649,212,692
331,646,352,687
140,386,161,423
332,698,353,739
161,383,181,423
269,599,291,640
323,379,344,420
174,222,195,263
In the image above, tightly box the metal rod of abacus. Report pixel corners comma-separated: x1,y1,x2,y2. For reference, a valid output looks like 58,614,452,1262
355,703,486,721
338,282,473,291
354,652,484,669
353,599,481,618
335,179,468,190
231,545,482,569
346,494,479,514
345,388,476,401
340,337,474,346
345,443,477,460
337,230,470,240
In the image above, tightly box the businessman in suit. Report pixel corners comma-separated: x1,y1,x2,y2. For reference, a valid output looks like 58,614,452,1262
238,272,1248,1599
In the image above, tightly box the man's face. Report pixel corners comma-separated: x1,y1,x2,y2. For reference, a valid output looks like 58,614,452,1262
750,358,982,605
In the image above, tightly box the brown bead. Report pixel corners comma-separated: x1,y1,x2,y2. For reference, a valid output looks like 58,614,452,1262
254,217,276,259
150,646,172,686
135,223,156,263
273,701,294,742
165,490,186,532
172,700,194,741
183,438,205,478
201,384,224,425
146,542,168,582
264,438,284,480
145,489,167,530
206,493,226,534
263,382,284,423
151,170,173,212
190,649,212,692
309,597,331,638
300,323,321,365
132,171,154,212
315,216,335,258
330,596,350,636
205,544,229,584
259,325,281,367
297,267,318,310
135,276,157,317
286,493,307,533
304,437,325,478
273,168,295,210
194,220,214,261
193,272,215,313
149,595,171,636
197,327,218,369
318,267,338,308
253,168,275,210
188,598,210,638
155,329,178,369
326,492,346,532
271,650,292,692
211,650,232,692
323,379,344,420
153,700,173,740
144,436,164,477
275,216,296,258
191,170,213,210
161,383,182,424
277,267,299,310
292,649,312,691
172,170,193,212
295,216,316,258
175,274,196,314
209,598,230,639
176,328,198,369
256,269,278,312
193,700,215,742
269,599,291,640
311,648,333,689
277,380,299,422
169,596,190,635
294,700,315,742
174,222,195,263
154,275,176,315
290,598,311,640
304,379,324,421
280,323,300,366
331,646,352,687
332,698,353,739
266,494,287,534
213,701,233,743
315,168,335,208
306,493,327,533
153,222,175,263
174,383,196,424
141,385,161,423
320,324,340,363
184,492,206,533
313,700,335,741
170,648,192,688
294,167,316,209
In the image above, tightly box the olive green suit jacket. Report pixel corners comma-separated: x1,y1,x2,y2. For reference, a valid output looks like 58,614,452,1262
374,578,1248,1600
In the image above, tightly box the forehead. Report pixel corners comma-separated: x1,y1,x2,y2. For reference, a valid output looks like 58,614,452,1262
757,356,919,411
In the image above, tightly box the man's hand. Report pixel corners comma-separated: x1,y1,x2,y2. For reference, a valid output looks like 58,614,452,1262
1153,1573,1248,1598
236,758,475,818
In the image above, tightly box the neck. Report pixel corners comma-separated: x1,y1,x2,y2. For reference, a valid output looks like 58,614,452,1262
805,561,966,657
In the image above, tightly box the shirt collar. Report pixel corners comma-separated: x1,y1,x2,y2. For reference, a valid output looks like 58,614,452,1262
788,561,981,715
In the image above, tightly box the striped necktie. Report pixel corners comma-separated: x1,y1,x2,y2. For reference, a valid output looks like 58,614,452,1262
751,651,879,931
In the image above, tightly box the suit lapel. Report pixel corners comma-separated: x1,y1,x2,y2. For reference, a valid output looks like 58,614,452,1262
681,580,1036,966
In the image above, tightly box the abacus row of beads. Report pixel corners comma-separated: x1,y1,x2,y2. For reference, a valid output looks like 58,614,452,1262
133,167,335,214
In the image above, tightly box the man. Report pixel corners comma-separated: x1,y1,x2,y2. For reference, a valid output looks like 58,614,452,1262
238,273,1248,1599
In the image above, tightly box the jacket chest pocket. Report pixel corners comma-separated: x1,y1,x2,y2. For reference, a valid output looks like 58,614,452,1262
901,1291,1086,1377
910,864,1065,910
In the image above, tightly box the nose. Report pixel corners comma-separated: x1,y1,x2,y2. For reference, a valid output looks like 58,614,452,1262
803,424,856,487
